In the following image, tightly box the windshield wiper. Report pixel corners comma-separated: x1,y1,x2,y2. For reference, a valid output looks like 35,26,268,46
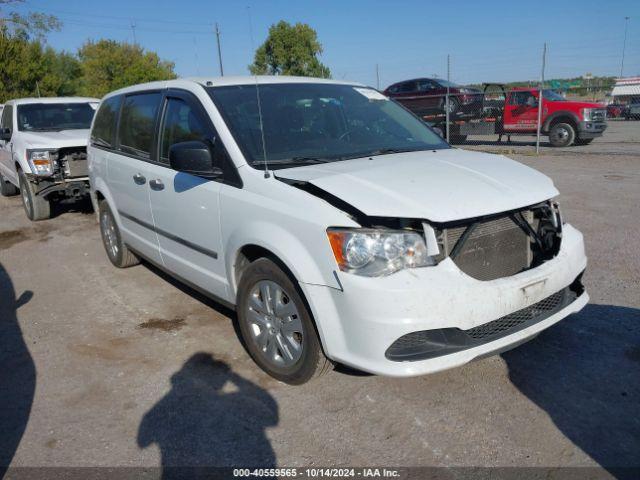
254,157,332,167
25,127,63,132
367,147,426,156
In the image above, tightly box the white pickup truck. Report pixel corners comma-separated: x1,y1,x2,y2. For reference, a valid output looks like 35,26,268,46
0,97,99,220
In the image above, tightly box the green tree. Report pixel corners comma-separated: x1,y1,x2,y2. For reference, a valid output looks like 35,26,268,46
77,39,177,98
0,0,61,40
249,21,330,78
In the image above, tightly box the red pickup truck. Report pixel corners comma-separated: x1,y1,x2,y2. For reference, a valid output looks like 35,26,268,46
416,86,607,147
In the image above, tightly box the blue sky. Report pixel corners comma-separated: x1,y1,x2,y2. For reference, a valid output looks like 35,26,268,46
9,0,640,87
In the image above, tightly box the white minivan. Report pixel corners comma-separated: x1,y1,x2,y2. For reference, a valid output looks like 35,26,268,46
88,77,588,384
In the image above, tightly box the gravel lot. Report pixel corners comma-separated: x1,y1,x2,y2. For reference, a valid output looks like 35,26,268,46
1,121,638,478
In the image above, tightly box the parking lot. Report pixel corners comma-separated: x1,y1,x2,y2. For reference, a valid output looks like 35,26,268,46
1,121,639,477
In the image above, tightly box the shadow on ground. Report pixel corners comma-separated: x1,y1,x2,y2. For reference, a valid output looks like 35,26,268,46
0,263,35,477
137,353,278,479
50,196,94,219
503,304,640,478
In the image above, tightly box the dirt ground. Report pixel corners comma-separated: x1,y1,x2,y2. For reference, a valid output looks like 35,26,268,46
1,121,638,479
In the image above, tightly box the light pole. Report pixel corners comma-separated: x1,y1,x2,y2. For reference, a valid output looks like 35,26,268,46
620,16,630,78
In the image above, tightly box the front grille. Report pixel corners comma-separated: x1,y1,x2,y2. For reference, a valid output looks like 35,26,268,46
440,211,536,281
465,288,567,339
591,108,606,122
59,147,88,178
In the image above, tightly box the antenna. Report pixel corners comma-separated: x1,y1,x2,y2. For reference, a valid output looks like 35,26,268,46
193,37,200,76
215,22,224,76
247,6,269,178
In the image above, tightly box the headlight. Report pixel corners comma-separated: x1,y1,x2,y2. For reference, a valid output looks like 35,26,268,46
326,228,437,277
26,149,56,176
581,108,593,121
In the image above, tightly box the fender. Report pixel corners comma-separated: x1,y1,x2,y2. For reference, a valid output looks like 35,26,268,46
224,220,342,298
542,110,581,132
89,175,122,228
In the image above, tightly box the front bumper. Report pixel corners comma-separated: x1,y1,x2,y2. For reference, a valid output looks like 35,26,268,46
578,120,607,138
302,223,588,377
26,174,90,199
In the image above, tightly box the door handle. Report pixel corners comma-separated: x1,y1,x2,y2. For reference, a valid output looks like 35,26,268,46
149,179,164,191
133,173,146,185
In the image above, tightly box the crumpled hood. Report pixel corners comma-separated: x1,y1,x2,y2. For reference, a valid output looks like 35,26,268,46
276,148,558,223
21,129,90,149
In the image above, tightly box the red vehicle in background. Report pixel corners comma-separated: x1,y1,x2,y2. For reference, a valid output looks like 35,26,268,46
607,103,625,118
417,86,607,147
384,78,483,117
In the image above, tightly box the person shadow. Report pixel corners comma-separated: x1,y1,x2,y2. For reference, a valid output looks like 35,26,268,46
502,303,640,479
0,263,35,478
137,353,278,479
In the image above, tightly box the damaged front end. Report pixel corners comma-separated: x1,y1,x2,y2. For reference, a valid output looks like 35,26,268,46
25,147,90,199
280,176,563,281
430,201,563,281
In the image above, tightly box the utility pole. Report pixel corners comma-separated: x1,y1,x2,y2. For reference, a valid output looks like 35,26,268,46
536,43,547,154
445,54,450,143
215,22,224,76
375,64,380,90
130,19,137,45
620,17,630,78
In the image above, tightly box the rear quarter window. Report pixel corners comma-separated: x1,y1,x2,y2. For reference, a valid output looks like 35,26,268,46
91,96,121,148
118,93,162,159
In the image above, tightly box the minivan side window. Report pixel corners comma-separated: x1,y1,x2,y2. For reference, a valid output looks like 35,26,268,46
91,96,121,148
118,93,162,159
159,97,209,164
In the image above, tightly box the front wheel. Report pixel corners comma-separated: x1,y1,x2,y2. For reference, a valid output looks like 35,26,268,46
18,170,51,221
237,258,331,384
549,122,576,147
0,171,19,197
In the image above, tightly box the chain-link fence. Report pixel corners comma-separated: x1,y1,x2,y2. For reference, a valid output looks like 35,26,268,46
385,79,616,153
375,49,637,154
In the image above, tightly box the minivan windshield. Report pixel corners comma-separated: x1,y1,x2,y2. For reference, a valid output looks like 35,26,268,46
207,83,448,169
17,103,95,132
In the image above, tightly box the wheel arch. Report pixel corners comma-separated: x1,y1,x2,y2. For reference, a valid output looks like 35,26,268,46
231,242,335,359
543,111,580,132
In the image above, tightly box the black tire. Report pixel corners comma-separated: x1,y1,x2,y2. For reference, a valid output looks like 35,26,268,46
0,171,19,197
449,134,467,144
236,257,331,384
98,200,139,268
574,138,594,145
18,170,51,221
442,97,459,115
548,122,576,147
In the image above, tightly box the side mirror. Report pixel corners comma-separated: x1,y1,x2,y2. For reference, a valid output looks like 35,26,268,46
169,140,223,179
0,128,11,141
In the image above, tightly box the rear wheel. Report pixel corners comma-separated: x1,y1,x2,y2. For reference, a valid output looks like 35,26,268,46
549,122,576,147
449,134,467,144
18,170,51,221
442,97,459,115
0,171,19,197
237,258,331,384
99,200,139,268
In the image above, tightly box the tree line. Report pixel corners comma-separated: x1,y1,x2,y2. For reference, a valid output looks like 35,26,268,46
0,6,177,102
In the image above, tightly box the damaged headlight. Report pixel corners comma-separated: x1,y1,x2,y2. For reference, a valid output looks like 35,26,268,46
26,149,57,176
326,228,437,277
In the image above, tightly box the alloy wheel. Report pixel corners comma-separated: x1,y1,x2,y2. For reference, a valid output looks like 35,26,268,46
246,280,303,367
